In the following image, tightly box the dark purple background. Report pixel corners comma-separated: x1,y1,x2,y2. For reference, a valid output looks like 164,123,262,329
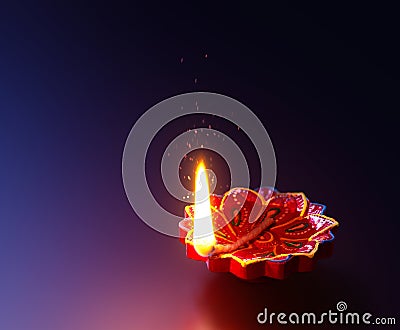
1,3,398,329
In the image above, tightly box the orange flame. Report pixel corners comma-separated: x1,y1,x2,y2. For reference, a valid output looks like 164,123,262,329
193,161,216,256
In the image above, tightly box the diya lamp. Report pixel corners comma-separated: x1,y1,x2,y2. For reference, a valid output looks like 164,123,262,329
179,161,339,280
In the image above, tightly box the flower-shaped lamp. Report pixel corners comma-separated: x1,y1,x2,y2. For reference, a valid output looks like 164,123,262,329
179,186,338,280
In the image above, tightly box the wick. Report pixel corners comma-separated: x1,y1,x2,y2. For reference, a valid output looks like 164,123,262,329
210,218,275,256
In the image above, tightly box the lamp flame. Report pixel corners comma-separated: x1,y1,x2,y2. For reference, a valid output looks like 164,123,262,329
193,162,216,257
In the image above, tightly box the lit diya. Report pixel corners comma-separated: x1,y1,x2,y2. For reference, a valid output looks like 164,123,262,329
179,162,339,280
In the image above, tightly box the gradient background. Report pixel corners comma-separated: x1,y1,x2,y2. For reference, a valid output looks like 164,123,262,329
1,2,399,329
